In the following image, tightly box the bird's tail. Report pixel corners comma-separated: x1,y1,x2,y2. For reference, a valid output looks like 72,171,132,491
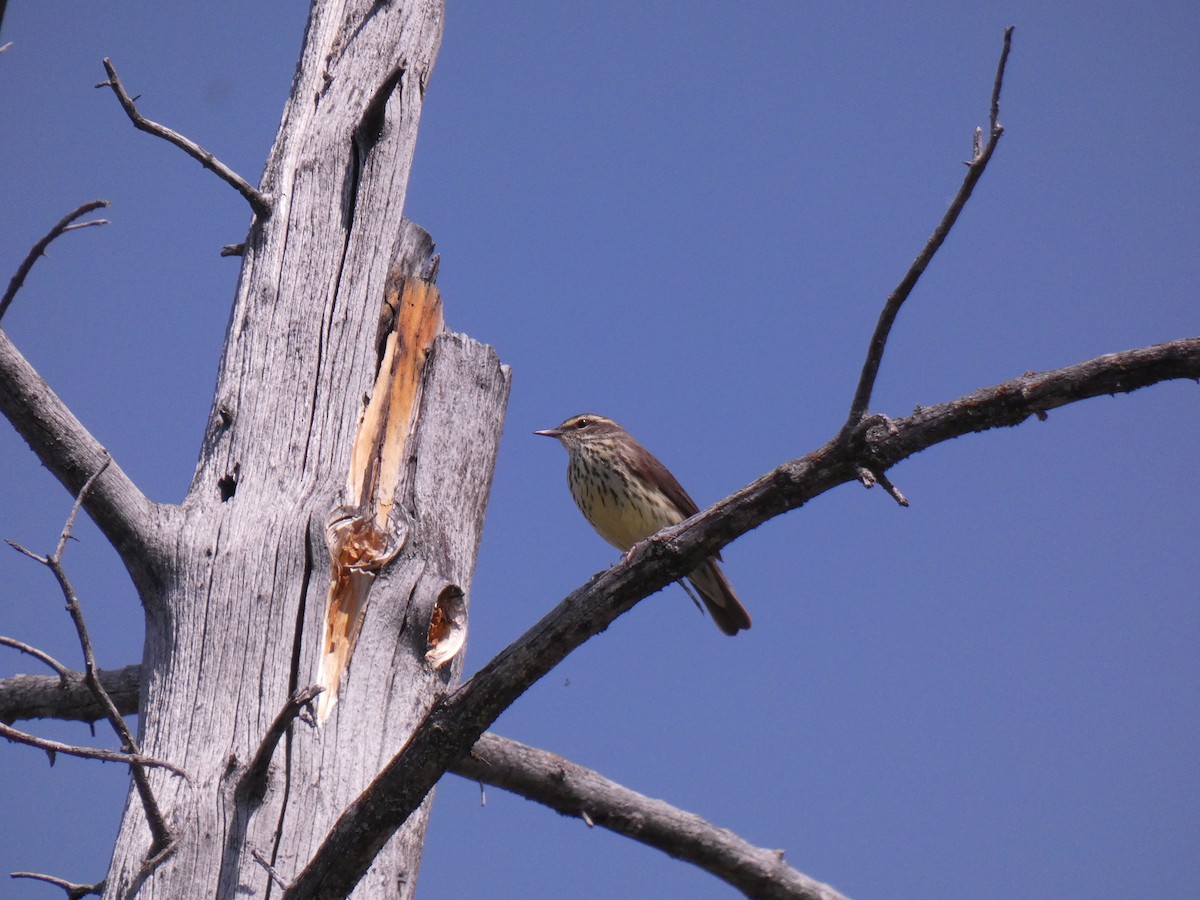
687,559,751,635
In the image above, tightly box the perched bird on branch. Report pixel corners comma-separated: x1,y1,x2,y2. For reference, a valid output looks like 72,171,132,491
536,414,751,635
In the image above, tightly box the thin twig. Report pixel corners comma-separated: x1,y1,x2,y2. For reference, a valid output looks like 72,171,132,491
990,26,1015,134
17,460,175,852
0,200,109,324
873,470,909,507
0,721,189,777
54,460,105,559
95,58,270,219
238,685,324,806
252,849,291,891
841,26,1015,437
10,872,105,900
0,636,72,684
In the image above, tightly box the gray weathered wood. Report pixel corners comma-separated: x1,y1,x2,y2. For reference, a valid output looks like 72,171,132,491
96,2,514,896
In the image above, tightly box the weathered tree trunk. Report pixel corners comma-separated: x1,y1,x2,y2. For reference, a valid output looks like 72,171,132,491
102,1,510,896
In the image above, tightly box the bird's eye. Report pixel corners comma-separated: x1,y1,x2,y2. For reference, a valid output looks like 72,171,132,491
574,418,590,429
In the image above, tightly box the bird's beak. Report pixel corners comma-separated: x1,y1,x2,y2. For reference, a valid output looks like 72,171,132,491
534,428,562,438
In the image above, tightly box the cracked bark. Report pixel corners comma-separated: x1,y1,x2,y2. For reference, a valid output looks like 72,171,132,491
81,2,511,897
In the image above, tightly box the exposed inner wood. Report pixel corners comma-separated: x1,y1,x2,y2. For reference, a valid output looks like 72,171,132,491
316,274,444,721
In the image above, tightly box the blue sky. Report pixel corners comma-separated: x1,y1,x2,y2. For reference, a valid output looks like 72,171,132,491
1,3,1197,898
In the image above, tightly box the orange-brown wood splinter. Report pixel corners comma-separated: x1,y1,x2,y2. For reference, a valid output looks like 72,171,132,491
315,268,443,722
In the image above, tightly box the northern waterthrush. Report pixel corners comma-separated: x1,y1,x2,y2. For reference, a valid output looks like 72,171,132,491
536,414,751,635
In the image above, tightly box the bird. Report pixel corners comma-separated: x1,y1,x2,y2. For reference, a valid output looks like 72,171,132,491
535,413,751,635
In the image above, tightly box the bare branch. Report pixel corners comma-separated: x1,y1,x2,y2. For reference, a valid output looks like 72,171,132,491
0,200,109,324
455,733,848,900
0,720,188,777
10,872,104,900
238,685,325,807
15,464,174,852
873,470,908,507
842,26,1015,435
0,328,168,578
0,665,138,723
285,335,1199,898
990,26,1015,133
55,459,106,558
95,58,270,219
252,850,290,891
854,464,908,508
0,636,72,684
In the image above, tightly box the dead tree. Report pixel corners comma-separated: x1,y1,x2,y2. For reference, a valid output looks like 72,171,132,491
1,6,1196,900
4,1,510,896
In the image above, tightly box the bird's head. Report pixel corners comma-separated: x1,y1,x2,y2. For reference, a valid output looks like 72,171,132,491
535,414,625,450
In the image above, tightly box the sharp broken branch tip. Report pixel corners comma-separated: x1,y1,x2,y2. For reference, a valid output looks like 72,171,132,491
989,27,1015,133
6,539,45,563
252,849,290,890
61,220,108,233
875,471,910,507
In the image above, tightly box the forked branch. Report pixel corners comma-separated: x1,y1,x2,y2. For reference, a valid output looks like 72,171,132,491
7,465,176,853
96,58,270,220
0,200,109,324
842,26,1015,436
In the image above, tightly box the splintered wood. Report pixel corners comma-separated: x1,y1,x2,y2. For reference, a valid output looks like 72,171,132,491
315,272,443,723
425,584,466,669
